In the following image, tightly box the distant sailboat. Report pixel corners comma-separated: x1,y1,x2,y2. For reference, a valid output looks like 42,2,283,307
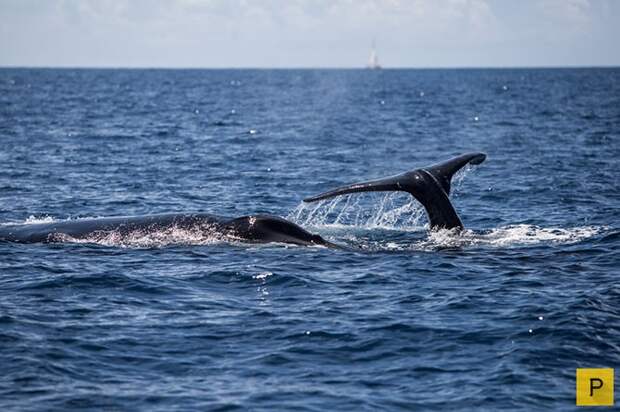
367,40,382,70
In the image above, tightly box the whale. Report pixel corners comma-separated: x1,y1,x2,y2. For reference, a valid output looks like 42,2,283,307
0,153,485,246
0,213,337,247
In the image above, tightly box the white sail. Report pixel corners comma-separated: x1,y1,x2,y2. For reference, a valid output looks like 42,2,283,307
367,41,382,69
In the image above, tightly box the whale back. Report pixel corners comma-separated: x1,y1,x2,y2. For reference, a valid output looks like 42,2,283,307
225,215,334,247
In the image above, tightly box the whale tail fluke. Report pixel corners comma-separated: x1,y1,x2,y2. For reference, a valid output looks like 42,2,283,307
303,153,486,230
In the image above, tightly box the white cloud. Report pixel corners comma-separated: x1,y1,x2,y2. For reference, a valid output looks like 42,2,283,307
0,0,618,67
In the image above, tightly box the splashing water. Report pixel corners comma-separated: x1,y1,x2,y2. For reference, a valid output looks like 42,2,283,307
289,192,426,231
289,166,477,231
450,166,474,197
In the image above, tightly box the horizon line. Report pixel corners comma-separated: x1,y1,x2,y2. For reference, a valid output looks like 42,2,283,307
1,64,619,70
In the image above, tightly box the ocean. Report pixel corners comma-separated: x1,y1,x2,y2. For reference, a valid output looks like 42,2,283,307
0,68,618,410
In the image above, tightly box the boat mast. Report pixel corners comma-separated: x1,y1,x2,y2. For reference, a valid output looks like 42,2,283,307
368,39,381,69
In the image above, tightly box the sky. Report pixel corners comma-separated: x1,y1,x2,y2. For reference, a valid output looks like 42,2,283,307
0,0,618,68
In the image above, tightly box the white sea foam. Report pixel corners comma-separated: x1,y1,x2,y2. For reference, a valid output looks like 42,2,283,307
410,224,603,251
51,224,228,248
319,224,603,252
24,215,57,224
477,224,601,246
0,215,58,226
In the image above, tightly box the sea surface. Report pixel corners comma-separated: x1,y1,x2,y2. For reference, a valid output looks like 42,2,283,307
0,68,618,411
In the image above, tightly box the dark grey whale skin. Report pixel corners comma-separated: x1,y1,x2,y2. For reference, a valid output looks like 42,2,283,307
0,213,336,247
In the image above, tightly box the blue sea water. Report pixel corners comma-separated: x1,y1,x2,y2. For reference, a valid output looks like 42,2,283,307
0,68,618,411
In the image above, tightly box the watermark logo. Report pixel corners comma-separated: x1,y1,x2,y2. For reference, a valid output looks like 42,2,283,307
576,368,614,406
